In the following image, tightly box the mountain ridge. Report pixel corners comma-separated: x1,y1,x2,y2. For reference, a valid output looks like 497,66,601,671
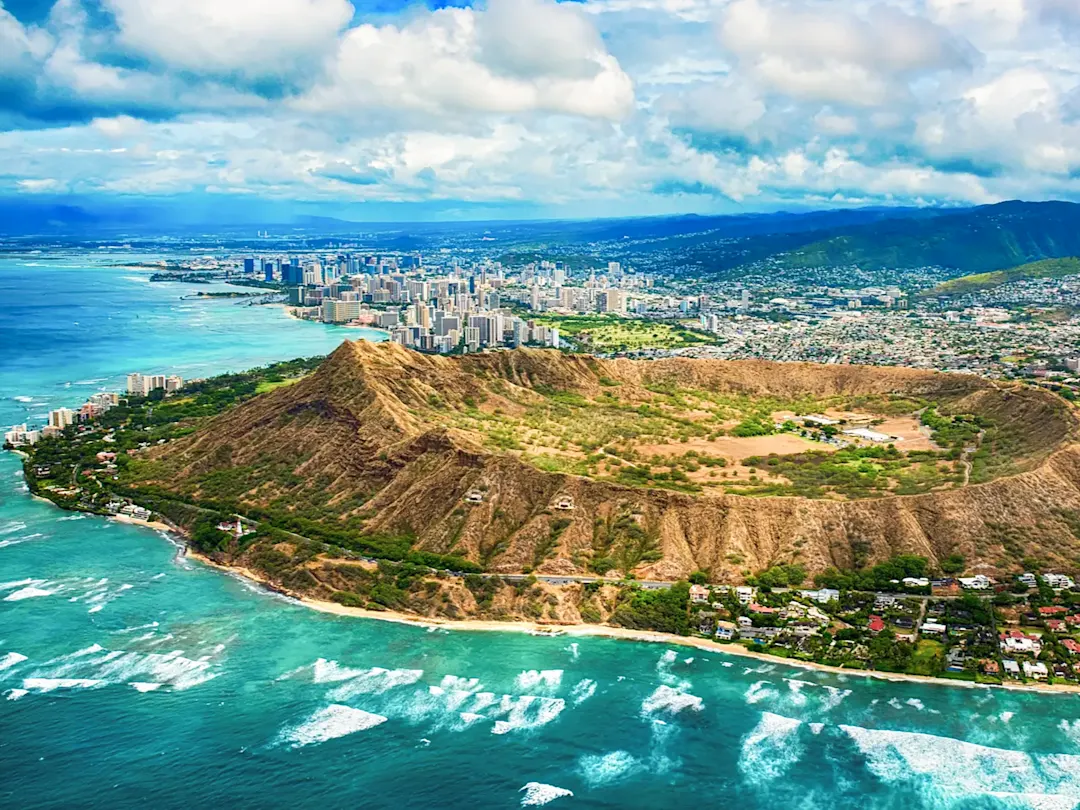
126,342,1080,587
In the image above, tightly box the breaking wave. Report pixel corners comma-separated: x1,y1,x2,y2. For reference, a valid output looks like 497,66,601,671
578,750,643,787
842,723,1080,807
279,704,388,748
514,669,563,692
519,783,573,806
640,684,703,717
738,712,804,781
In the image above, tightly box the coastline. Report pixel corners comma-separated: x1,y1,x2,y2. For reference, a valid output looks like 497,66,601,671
182,547,1080,696
8,446,1074,698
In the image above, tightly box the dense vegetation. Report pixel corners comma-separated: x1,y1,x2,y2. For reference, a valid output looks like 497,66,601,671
768,202,1080,276
922,257,1080,298
611,581,691,635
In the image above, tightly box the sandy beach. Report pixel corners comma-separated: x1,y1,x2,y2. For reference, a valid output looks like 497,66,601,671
182,548,1080,696
109,513,174,533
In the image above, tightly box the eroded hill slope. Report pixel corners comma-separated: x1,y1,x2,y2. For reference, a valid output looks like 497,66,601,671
130,341,1080,581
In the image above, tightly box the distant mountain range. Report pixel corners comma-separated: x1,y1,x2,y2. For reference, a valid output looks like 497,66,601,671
5,196,1080,282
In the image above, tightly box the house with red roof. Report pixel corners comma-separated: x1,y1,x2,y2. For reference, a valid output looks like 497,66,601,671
868,615,885,634
1039,606,1067,616
1063,639,1080,655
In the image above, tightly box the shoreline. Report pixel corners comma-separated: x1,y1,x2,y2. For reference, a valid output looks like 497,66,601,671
182,548,1080,696
6,447,1075,698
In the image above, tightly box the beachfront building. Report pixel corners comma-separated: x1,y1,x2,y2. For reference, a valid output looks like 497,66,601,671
4,424,41,446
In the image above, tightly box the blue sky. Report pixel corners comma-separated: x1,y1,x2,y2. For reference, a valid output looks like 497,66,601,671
2,0,1080,220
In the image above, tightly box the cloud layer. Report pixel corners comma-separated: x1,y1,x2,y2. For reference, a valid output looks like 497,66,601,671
3,0,1080,216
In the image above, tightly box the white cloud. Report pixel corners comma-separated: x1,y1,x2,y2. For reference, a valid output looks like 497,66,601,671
104,0,353,79
5,0,1080,212
718,0,974,106
298,1,634,120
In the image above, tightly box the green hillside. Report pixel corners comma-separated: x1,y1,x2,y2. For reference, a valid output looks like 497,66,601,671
765,201,1080,276
921,257,1080,298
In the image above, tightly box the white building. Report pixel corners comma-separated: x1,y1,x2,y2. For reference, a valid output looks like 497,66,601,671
799,588,839,604
735,586,755,604
48,408,75,430
1043,573,1076,590
843,427,894,443
958,575,992,590
4,424,41,446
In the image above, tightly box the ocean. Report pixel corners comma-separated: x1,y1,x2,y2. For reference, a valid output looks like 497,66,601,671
3,254,1080,810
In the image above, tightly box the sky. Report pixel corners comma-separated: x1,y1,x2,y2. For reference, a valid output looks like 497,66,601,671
2,0,1080,221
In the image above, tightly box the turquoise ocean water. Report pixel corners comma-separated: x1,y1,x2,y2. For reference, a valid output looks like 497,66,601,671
4,255,1080,809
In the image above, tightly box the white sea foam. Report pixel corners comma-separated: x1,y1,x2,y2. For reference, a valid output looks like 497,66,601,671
519,783,573,806
57,514,87,521
0,652,28,672
744,680,777,705
325,667,424,700
115,622,160,634
842,723,1080,806
439,674,482,693
820,685,851,711
570,679,596,705
640,684,703,716
459,712,485,726
738,712,804,781
4,586,59,601
906,698,925,711
281,704,388,748
13,396,33,403
6,688,28,701
131,682,163,692
0,578,40,591
23,677,104,692
565,642,579,661
490,695,566,735
784,678,810,706
1001,712,1015,724
514,670,563,692
578,750,642,787
0,522,28,536
809,722,825,735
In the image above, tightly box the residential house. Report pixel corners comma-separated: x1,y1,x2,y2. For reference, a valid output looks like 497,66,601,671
999,630,1042,656
799,588,839,604
1063,639,1080,656
1023,660,1049,680
868,615,885,634
689,584,710,604
715,621,737,641
958,575,992,590
1002,659,1021,676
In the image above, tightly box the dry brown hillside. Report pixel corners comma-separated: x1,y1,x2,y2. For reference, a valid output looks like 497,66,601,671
130,340,1080,581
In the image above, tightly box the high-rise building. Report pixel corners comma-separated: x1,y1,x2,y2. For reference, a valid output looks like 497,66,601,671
48,407,75,430
126,373,147,396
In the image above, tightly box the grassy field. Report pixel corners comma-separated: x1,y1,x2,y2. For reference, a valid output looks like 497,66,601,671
436,380,972,498
528,313,717,352
255,376,307,394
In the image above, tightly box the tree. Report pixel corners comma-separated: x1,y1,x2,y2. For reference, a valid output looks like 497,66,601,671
940,553,965,575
